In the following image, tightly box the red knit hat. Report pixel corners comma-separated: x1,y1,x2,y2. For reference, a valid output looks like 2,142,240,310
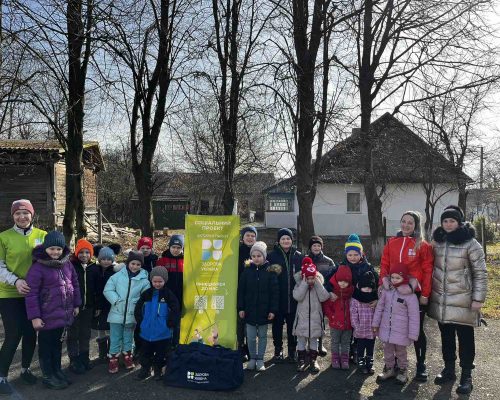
11,199,35,216
138,236,153,250
334,265,352,284
301,257,317,278
389,263,410,286
75,239,94,258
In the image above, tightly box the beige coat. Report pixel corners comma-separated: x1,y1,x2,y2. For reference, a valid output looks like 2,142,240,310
292,272,330,338
428,226,487,327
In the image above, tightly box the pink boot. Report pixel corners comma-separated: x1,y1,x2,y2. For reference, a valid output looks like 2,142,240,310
341,353,350,370
331,353,340,369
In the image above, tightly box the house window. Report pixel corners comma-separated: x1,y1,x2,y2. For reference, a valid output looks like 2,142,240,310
268,193,294,212
347,192,361,213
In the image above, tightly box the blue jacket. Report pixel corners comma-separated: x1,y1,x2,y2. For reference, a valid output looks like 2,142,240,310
103,267,150,325
134,287,180,342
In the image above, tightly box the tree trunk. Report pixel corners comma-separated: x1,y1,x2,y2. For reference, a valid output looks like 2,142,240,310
458,181,467,212
132,163,154,237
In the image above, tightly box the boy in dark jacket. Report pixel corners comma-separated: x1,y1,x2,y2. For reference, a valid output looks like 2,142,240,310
156,234,184,347
266,228,303,362
237,226,257,361
238,242,279,371
134,267,179,380
138,237,158,273
67,239,101,374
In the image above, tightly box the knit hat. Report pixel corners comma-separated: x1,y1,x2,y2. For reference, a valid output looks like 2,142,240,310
277,228,293,242
250,241,267,259
150,266,169,283
43,230,66,249
358,271,377,291
334,265,352,284
93,244,103,257
440,205,464,225
126,250,144,266
240,226,258,239
389,263,410,287
108,243,122,255
137,236,153,250
11,199,35,216
169,234,184,248
98,247,115,262
345,234,363,254
75,239,94,258
308,235,323,249
301,257,317,278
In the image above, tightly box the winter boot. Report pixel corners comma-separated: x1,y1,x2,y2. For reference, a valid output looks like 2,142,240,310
80,352,92,371
153,366,163,381
456,369,473,394
42,375,68,390
331,353,341,369
318,337,328,357
68,356,85,375
54,369,72,385
395,368,408,385
108,355,119,374
340,353,350,370
309,350,320,373
363,357,375,375
297,350,307,372
123,351,135,369
376,366,397,382
96,337,109,363
434,361,456,384
415,362,428,382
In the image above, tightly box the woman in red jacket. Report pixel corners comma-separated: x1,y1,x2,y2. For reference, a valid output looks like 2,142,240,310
379,211,434,382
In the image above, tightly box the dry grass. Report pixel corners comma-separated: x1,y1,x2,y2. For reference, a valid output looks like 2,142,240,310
484,242,500,319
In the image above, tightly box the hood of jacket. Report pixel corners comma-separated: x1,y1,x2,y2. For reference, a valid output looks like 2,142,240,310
32,245,70,268
433,222,475,245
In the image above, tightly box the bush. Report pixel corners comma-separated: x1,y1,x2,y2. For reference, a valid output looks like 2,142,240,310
473,216,497,243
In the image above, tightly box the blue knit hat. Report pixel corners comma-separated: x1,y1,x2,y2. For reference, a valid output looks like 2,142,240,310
169,234,184,248
240,226,257,239
43,230,66,249
277,228,293,241
345,234,363,255
98,247,116,262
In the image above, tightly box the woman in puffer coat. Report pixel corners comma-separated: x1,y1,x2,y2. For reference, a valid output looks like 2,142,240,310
292,257,330,373
428,206,487,395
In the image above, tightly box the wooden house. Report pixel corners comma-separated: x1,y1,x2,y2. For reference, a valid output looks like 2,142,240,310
0,140,104,231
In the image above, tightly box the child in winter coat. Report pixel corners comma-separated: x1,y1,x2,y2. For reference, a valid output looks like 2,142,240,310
372,263,420,384
134,267,180,380
156,234,184,347
138,237,158,274
292,257,330,373
67,239,101,374
238,242,279,371
323,265,354,370
350,271,378,374
93,246,120,362
25,231,81,390
104,251,150,374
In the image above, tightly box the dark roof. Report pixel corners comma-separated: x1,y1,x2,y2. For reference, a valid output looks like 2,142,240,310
265,113,471,192
0,140,105,171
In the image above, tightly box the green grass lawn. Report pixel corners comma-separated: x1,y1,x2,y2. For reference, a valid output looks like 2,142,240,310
484,242,500,319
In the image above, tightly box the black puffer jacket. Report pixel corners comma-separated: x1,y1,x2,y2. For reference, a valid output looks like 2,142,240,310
238,242,252,279
237,261,280,326
325,257,378,293
267,245,303,315
70,257,101,310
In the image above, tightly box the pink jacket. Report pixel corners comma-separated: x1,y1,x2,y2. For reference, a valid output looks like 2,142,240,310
350,298,375,339
372,287,420,346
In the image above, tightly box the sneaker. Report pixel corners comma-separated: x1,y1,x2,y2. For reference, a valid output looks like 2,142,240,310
246,359,256,370
153,366,163,381
123,352,135,370
108,356,119,374
396,368,408,385
285,350,296,364
0,379,13,395
256,360,266,371
415,363,428,382
69,358,86,375
54,370,72,385
376,366,397,382
272,351,284,363
42,375,68,390
20,368,37,385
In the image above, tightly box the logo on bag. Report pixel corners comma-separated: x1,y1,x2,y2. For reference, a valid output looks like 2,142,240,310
186,371,210,384
202,239,223,261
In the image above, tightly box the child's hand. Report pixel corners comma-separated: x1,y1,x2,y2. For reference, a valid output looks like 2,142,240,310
94,309,101,317
239,311,245,319
329,292,338,301
73,308,80,317
32,318,45,330
372,327,379,336
268,313,275,320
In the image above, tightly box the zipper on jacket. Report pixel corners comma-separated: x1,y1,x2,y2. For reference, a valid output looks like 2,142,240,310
82,265,87,310
388,290,396,340
123,276,133,325
442,242,449,322
308,288,311,338
399,237,407,263
279,247,291,314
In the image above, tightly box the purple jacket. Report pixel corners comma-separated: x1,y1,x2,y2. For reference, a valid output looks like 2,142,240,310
350,298,375,339
25,246,81,331
372,287,419,346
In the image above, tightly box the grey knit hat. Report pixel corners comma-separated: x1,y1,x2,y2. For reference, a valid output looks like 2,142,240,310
126,250,144,266
98,247,116,262
150,266,169,283
250,241,267,259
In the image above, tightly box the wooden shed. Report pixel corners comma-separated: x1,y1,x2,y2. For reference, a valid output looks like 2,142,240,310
0,140,104,231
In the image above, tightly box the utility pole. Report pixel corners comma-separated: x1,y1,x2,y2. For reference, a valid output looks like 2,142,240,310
480,146,484,189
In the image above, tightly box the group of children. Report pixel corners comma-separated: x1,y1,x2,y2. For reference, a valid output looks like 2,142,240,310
24,232,184,390
237,230,421,385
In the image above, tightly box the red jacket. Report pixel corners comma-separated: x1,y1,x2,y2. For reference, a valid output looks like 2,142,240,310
156,250,184,308
323,267,354,331
379,234,434,297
